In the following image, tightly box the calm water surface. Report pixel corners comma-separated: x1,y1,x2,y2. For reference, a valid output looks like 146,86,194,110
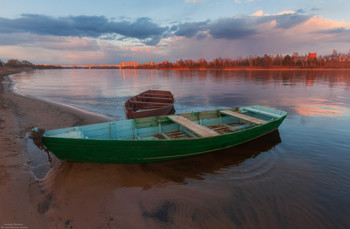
12,69,350,228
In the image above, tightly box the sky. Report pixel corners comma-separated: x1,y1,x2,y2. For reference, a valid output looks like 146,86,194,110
0,0,349,64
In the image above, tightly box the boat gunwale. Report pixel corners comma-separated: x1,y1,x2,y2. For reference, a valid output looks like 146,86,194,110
43,107,287,142
43,123,272,142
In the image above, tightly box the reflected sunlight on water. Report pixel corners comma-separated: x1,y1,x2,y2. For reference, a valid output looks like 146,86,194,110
295,98,347,116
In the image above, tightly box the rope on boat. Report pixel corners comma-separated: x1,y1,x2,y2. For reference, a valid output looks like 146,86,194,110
29,127,53,168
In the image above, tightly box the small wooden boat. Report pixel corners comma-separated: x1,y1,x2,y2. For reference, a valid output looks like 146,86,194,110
124,90,175,119
40,105,287,163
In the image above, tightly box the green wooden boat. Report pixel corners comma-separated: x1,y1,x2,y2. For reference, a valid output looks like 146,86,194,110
42,105,287,163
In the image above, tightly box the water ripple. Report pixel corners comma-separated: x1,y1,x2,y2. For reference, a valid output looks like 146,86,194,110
219,149,278,181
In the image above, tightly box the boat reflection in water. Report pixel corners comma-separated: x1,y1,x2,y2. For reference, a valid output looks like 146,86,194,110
44,130,281,189
139,129,282,186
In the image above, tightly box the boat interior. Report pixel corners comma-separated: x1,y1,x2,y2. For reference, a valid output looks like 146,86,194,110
125,90,174,111
45,106,285,140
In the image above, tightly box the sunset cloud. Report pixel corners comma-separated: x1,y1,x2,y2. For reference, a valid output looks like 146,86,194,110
208,17,259,39
172,21,208,38
273,13,311,29
0,14,168,46
170,12,312,40
0,11,335,48
0,33,100,51
0,9,349,64
252,10,264,16
277,10,296,15
0,11,312,46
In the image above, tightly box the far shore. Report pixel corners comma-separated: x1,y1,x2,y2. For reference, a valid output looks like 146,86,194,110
156,67,350,71
35,66,350,71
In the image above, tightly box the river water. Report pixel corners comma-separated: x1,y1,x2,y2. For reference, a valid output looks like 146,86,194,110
12,69,350,228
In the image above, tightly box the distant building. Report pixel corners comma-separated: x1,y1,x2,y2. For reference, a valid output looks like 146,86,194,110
121,61,139,67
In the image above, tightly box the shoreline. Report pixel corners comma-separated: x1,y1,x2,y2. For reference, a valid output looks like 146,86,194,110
1,68,111,131
0,67,111,228
7,70,113,122
36,66,350,71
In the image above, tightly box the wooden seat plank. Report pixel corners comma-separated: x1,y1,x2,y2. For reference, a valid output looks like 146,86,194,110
168,116,219,137
141,92,173,98
129,101,171,106
220,110,268,124
136,96,173,101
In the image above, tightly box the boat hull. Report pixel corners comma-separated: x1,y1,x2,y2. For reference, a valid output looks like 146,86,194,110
124,89,175,119
42,112,286,163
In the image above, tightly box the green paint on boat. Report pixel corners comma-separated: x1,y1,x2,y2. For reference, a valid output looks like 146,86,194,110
42,105,287,163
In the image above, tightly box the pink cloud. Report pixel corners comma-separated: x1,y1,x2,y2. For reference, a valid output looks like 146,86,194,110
1,12,350,64
159,14,350,60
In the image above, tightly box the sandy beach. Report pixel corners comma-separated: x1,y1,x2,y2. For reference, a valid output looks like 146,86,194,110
0,68,119,228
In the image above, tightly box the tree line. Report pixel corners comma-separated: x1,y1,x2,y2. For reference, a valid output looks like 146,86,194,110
0,59,34,67
137,50,350,69
2,49,350,69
